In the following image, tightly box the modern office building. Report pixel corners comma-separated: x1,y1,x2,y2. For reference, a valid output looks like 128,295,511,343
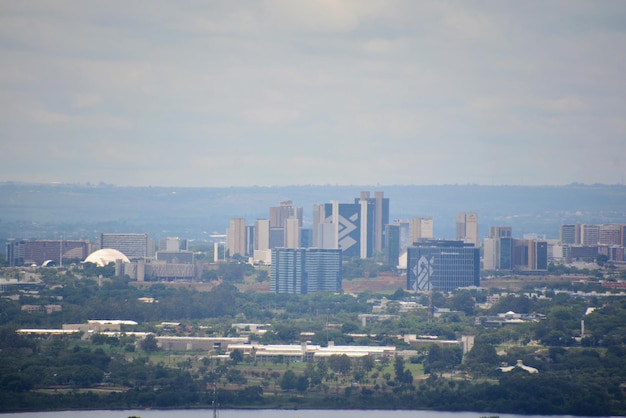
6,239,91,266
269,227,285,249
354,191,389,253
226,218,246,258
159,237,188,252
245,225,255,257
313,199,374,258
271,248,342,294
384,224,401,266
254,219,270,251
300,228,313,248
560,224,580,244
285,217,301,249
489,226,512,239
406,240,480,292
456,212,479,247
581,224,600,246
483,226,513,271
270,200,303,228
512,239,548,271
411,217,434,243
484,237,513,270
100,233,153,259
599,224,623,246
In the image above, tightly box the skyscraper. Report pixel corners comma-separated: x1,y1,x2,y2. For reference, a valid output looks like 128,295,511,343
285,217,301,249
512,239,548,271
313,200,374,258
269,200,303,228
483,227,513,271
268,200,303,250
354,191,389,253
411,217,434,243
384,224,400,266
254,219,270,251
456,212,479,247
226,218,246,258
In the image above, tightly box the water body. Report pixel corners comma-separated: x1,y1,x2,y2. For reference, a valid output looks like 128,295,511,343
1,410,615,418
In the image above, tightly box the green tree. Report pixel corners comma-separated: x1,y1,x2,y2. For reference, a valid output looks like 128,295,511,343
449,292,476,316
140,334,159,353
464,342,499,376
329,354,352,375
296,375,309,393
230,348,244,364
280,369,297,391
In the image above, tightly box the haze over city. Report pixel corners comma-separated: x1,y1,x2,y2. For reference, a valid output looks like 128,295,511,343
1,1,625,187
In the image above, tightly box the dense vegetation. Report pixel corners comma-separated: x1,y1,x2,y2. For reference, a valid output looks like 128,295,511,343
1,265,626,415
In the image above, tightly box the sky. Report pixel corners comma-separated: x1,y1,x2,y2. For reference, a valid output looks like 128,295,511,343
0,1,625,187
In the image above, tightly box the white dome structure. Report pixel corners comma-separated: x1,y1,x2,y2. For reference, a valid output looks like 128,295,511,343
84,249,130,267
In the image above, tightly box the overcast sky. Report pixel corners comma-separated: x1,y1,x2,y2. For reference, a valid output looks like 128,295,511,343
1,1,625,187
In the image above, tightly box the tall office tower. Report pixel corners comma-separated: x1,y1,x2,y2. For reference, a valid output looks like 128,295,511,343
411,217,434,243
512,239,548,271
384,224,400,266
560,224,581,244
456,212,479,247
484,226,513,270
313,199,374,258
531,240,548,270
406,240,480,292
483,237,513,270
6,239,91,266
285,217,301,249
483,238,497,270
599,224,623,246
101,233,152,259
270,200,303,228
354,191,389,253
226,218,246,258
159,237,188,252
245,225,255,256
394,219,412,252
580,224,600,246
271,248,342,294
255,219,270,251
489,226,512,239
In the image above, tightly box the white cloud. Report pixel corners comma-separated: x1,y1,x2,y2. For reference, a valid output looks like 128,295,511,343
0,1,625,186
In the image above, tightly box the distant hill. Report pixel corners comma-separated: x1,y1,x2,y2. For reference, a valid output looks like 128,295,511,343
0,182,625,243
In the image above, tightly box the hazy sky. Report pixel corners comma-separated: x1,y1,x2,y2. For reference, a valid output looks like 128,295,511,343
1,1,625,187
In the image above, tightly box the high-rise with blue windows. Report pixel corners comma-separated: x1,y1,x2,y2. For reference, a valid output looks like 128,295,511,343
407,240,480,292
271,248,342,294
312,191,388,259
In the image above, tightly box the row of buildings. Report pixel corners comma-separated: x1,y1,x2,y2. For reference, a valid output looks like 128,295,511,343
226,192,394,263
556,223,626,263
6,191,626,295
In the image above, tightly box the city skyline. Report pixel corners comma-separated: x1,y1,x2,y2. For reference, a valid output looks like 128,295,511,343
1,2,625,187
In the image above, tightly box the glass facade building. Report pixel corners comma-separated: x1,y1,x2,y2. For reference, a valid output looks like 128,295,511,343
384,224,400,266
271,248,342,294
407,240,480,292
